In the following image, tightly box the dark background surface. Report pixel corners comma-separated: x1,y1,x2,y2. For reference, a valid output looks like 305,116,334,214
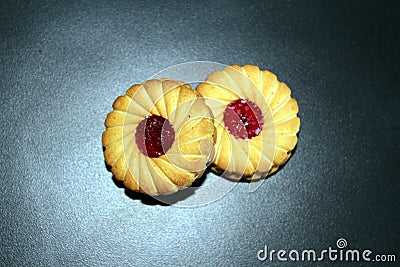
1,0,399,266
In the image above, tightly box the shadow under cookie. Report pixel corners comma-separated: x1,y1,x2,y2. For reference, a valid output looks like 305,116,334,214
111,171,208,206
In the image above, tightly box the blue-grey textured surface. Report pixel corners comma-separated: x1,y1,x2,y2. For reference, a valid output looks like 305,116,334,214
1,0,399,266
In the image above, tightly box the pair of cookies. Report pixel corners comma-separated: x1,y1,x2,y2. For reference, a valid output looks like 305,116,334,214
102,64,300,196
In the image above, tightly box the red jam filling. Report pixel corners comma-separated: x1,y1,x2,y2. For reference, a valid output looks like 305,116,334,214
223,98,264,140
135,114,175,158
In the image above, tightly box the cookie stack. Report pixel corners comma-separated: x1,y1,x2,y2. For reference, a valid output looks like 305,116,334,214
102,64,300,196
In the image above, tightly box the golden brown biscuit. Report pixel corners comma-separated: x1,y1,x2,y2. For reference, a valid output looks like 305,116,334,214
103,79,216,195
196,64,300,180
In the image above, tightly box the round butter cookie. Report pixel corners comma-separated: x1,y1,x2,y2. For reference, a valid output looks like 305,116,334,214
196,64,300,180
103,79,216,195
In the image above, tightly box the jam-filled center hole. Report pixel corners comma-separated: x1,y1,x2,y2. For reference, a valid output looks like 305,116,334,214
223,98,264,140
135,114,175,158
